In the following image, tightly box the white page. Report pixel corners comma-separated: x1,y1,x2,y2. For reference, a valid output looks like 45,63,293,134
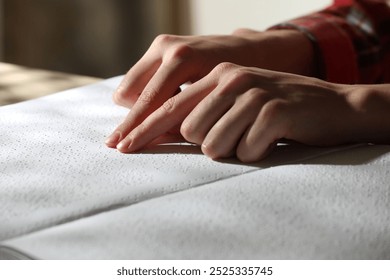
2,145,390,260
0,76,376,259
0,77,252,241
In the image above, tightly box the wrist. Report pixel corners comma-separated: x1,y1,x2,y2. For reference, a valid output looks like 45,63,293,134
232,29,316,76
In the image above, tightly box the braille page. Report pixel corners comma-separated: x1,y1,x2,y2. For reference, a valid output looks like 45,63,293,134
0,76,360,248
2,145,389,260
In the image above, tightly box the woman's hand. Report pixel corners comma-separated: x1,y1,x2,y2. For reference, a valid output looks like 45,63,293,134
107,63,365,162
106,30,315,155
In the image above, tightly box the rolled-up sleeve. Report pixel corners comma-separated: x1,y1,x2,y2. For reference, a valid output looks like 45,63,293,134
270,0,390,84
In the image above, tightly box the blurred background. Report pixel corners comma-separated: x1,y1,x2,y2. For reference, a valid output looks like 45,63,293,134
0,0,331,78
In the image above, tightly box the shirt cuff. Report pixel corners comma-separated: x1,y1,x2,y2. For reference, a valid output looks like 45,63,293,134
270,13,359,84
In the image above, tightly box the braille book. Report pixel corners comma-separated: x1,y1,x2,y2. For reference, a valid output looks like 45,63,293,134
1,77,389,259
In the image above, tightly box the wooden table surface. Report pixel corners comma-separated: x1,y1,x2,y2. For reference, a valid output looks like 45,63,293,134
0,63,102,106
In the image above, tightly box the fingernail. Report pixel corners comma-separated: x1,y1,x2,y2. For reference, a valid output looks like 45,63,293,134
116,141,126,151
116,139,132,152
105,131,122,146
115,85,124,96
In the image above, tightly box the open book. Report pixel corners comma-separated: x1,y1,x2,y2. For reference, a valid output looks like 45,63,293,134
1,77,389,259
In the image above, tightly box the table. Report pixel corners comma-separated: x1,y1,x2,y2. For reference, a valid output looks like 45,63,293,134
0,63,102,106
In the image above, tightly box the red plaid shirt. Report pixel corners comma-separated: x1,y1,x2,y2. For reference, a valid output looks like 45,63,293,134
271,0,390,84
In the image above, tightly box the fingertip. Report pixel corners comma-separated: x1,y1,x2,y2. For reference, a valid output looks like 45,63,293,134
105,131,122,148
116,141,129,153
201,143,222,160
201,143,213,158
237,140,277,163
105,142,117,149
113,88,135,108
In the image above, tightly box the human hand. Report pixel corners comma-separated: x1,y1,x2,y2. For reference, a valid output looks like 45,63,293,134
112,32,263,110
105,33,261,147
107,63,360,162
106,30,315,151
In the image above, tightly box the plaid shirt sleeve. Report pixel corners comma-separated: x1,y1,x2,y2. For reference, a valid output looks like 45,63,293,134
270,0,390,84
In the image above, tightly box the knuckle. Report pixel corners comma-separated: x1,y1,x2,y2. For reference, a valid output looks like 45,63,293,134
137,88,159,106
213,62,236,75
228,67,255,87
153,34,175,46
165,43,194,63
213,64,255,92
261,99,287,122
161,97,177,114
232,28,258,36
245,88,270,107
212,67,255,99
232,28,251,36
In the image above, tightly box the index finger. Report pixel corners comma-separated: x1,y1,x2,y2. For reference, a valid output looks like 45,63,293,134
116,78,216,153
106,58,198,148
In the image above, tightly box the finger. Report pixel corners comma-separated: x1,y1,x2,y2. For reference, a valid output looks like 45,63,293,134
180,83,234,145
106,60,193,148
114,51,162,108
116,78,216,153
237,100,289,162
200,89,267,159
114,34,188,108
180,66,254,145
